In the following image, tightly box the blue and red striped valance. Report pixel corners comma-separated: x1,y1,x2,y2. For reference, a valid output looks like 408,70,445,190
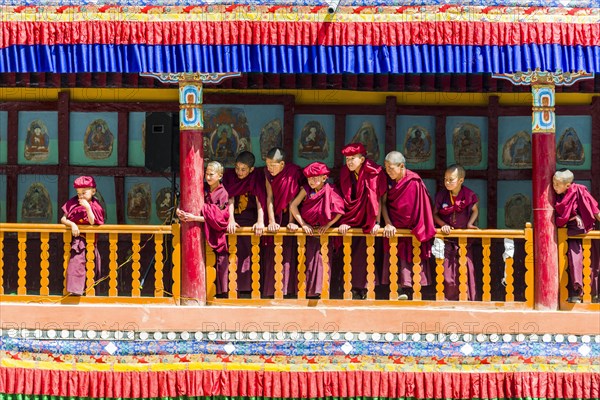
0,5,599,74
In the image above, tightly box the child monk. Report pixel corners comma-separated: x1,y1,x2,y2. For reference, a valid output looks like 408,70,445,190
553,169,600,303
433,164,479,301
288,162,345,298
61,176,105,296
222,151,266,295
177,161,230,296
263,147,305,297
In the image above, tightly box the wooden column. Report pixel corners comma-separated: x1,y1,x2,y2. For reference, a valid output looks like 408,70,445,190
179,76,206,305
531,82,558,310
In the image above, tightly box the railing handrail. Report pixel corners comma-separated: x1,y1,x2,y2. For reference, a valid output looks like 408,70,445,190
0,223,174,234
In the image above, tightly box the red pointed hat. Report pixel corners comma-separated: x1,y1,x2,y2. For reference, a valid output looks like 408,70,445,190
73,176,96,189
341,142,366,157
303,162,330,178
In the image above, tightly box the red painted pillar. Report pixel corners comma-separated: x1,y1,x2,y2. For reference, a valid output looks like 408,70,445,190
531,83,558,310
178,77,206,305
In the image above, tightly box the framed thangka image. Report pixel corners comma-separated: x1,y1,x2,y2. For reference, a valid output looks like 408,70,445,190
497,180,532,229
0,111,7,164
18,111,58,165
498,116,532,170
69,112,118,166
0,175,6,222
203,104,284,167
293,114,334,168
345,115,385,165
18,175,58,223
397,115,436,169
69,175,117,225
555,116,591,170
446,116,488,170
125,177,177,225
128,112,146,167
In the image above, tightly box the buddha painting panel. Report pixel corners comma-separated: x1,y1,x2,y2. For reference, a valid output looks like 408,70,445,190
350,121,380,161
22,182,53,223
298,121,329,160
84,119,114,160
556,127,585,166
127,183,151,224
260,119,283,160
156,187,174,223
505,193,532,229
24,119,50,161
502,130,532,168
404,125,432,163
453,122,482,166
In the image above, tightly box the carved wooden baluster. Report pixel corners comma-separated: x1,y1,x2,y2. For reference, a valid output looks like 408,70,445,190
523,223,535,307
388,236,399,300
85,232,96,297
435,253,445,302
481,238,491,302
274,234,284,300
504,256,515,303
296,235,307,300
39,232,50,296
251,235,261,300
63,231,71,296
171,224,181,303
205,243,217,301
366,235,376,300
131,232,141,297
154,234,164,298
342,235,352,300
411,236,422,300
0,231,4,295
582,238,592,303
320,235,330,300
557,228,570,305
227,235,238,299
458,237,468,301
108,232,118,297
17,232,27,295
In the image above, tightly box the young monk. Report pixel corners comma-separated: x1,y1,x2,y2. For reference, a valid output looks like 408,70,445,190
222,151,267,295
177,161,230,296
381,151,436,300
288,162,345,298
337,142,387,299
61,176,105,296
263,147,305,297
433,164,479,301
553,169,600,303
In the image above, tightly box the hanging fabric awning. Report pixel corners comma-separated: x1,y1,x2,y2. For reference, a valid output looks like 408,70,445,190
1,4,599,74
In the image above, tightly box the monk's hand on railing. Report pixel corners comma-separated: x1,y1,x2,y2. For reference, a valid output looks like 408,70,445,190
227,219,239,234
267,221,281,232
287,222,299,231
253,221,265,235
338,224,350,235
316,225,330,235
383,223,396,238
370,223,381,235
71,224,80,237
302,224,314,235
441,225,452,234
467,223,479,230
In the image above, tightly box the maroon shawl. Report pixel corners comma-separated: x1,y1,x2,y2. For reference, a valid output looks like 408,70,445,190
434,186,478,229
62,196,105,226
386,169,436,243
300,183,345,227
555,183,600,234
338,159,387,232
202,184,229,253
223,167,267,213
266,163,305,217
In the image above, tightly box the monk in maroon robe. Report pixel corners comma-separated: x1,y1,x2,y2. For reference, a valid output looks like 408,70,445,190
381,151,436,300
61,176,105,296
223,151,267,294
288,162,345,297
177,161,230,295
553,169,600,303
263,147,305,297
337,143,387,299
433,164,479,301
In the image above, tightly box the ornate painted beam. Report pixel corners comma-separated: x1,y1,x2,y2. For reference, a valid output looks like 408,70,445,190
492,69,594,310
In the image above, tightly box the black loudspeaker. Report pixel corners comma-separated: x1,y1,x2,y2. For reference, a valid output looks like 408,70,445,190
144,112,180,172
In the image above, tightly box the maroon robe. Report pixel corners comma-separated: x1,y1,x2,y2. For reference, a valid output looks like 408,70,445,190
555,183,600,297
61,196,105,295
223,168,267,292
263,163,305,296
382,169,436,288
201,184,230,295
300,183,345,297
337,159,387,290
434,186,478,301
